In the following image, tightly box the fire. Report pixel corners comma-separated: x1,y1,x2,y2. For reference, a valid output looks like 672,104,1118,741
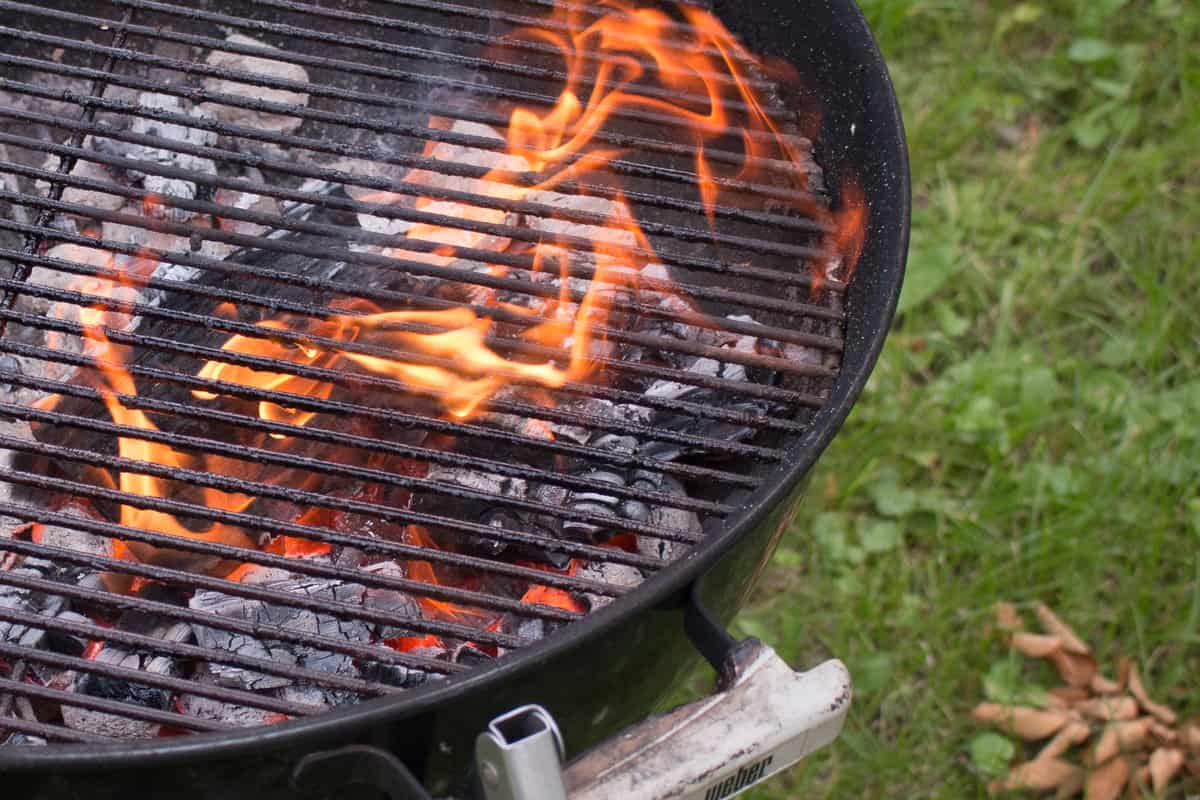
33,2,868,647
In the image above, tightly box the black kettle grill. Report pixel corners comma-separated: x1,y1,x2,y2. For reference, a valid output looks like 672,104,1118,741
0,0,909,797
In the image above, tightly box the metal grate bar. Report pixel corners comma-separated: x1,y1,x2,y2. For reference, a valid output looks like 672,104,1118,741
0,456,668,572
0,677,237,733
0,13,805,204
0,603,404,696
0,537,525,649
0,219,816,410
0,500,608,612
0,100,829,297
0,58,831,250
0,294,785,463
0,636,324,717
98,0,790,124
0,418,709,546
0,88,836,295
0,8,136,339
0,561,464,673
1,360,745,517
0,182,841,373
3,394,726,547
0,244,814,434
129,0,779,95
369,0,730,64
0,715,110,743
0,153,839,357
0,334,761,491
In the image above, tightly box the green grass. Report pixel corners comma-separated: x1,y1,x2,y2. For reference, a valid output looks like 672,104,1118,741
724,1,1200,796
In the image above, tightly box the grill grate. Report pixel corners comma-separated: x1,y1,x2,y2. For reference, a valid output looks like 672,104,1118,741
0,0,849,743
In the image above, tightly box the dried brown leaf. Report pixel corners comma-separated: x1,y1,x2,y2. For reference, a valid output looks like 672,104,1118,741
1085,757,1130,800
996,602,1024,633
1055,768,1086,798
1127,664,1178,726
1035,603,1092,655
1147,748,1184,793
1091,719,1153,766
1090,673,1122,695
990,758,1083,795
1052,649,1099,688
1013,632,1063,659
1051,687,1093,707
972,703,1072,740
1147,721,1176,745
1182,720,1200,753
1076,696,1139,722
1038,722,1093,761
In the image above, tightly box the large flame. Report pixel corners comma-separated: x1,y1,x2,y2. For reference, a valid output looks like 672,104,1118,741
36,2,868,613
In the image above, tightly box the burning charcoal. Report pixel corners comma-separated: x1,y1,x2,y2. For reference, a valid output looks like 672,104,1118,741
575,561,644,612
452,642,493,667
563,470,625,540
63,594,193,739
125,93,219,219
43,611,91,657
177,674,278,728
638,475,700,564
199,34,311,134
361,562,420,641
0,564,67,650
360,659,430,690
189,578,371,691
34,140,125,215
278,683,353,709
425,464,527,501
522,189,639,249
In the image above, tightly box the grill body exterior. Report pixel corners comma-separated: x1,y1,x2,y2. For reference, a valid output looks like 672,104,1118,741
0,0,909,796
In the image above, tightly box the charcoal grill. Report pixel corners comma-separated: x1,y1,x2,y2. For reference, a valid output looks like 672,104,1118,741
0,0,909,797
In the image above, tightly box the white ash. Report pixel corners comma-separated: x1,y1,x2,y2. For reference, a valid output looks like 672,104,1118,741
188,577,373,691
360,561,420,641
198,33,311,135
576,561,642,612
0,568,67,649
177,674,278,728
123,93,218,221
425,463,527,500
34,141,125,214
63,610,192,739
638,476,698,564
522,190,639,250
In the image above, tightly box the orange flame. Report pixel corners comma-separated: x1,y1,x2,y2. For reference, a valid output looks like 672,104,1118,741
37,3,869,632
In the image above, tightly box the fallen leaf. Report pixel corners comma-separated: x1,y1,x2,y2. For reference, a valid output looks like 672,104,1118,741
972,703,1071,740
1180,720,1200,751
1037,722,1092,761
989,758,1082,794
1148,720,1177,744
1035,603,1092,655
996,602,1024,633
1054,767,1085,798
1051,649,1098,688
1148,748,1185,793
1075,696,1139,722
1013,632,1062,658
1127,664,1178,725
1089,673,1121,694
1085,756,1129,800
1050,686,1092,707
1091,718,1152,765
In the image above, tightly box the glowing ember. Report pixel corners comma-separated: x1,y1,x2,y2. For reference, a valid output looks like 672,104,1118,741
28,0,866,661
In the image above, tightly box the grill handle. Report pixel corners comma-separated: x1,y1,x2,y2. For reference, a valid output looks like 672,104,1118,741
561,641,850,800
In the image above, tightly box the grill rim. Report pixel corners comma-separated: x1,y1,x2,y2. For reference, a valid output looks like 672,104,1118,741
0,0,909,768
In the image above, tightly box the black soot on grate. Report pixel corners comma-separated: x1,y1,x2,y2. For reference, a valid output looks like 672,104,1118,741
0,0,863,744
